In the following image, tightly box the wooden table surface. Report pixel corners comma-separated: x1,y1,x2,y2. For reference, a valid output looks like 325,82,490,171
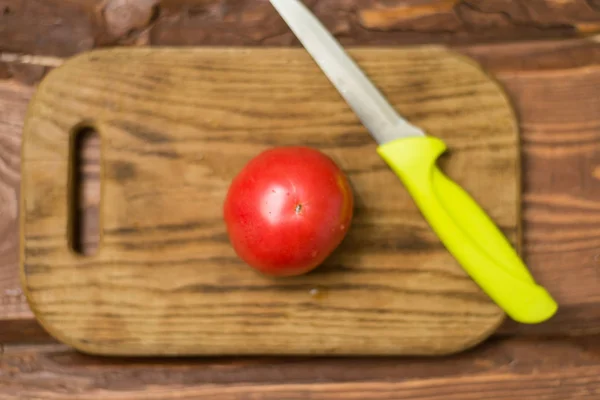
1,0,600,398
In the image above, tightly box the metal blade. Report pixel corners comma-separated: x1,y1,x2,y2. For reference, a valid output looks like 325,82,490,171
270,0,424,144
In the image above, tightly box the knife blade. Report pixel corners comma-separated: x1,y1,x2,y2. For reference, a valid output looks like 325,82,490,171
271,0,422,144
270,0,558,324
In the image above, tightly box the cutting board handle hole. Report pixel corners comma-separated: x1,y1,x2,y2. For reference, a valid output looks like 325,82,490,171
69,125,101,256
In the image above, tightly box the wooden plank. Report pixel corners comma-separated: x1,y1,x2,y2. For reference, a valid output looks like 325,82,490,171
20,46,516,356
0,318,51,343
1,0,600,67
458,38,600,72
1,335,599,399
0,81,33,321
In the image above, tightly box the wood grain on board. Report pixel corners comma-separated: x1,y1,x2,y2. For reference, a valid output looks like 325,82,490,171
2,335,600,399
19,46,519,356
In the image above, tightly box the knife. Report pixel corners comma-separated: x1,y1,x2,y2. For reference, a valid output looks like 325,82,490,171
270,0,558,324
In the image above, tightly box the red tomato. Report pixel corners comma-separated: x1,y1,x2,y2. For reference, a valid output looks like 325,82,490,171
223,146,354,277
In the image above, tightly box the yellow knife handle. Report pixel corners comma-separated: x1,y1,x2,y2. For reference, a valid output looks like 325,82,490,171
377,136,558,324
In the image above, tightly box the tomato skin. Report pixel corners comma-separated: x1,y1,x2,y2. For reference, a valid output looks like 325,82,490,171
223,146,354,277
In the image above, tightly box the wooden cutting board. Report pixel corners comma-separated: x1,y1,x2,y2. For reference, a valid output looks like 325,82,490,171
20,47,520,356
